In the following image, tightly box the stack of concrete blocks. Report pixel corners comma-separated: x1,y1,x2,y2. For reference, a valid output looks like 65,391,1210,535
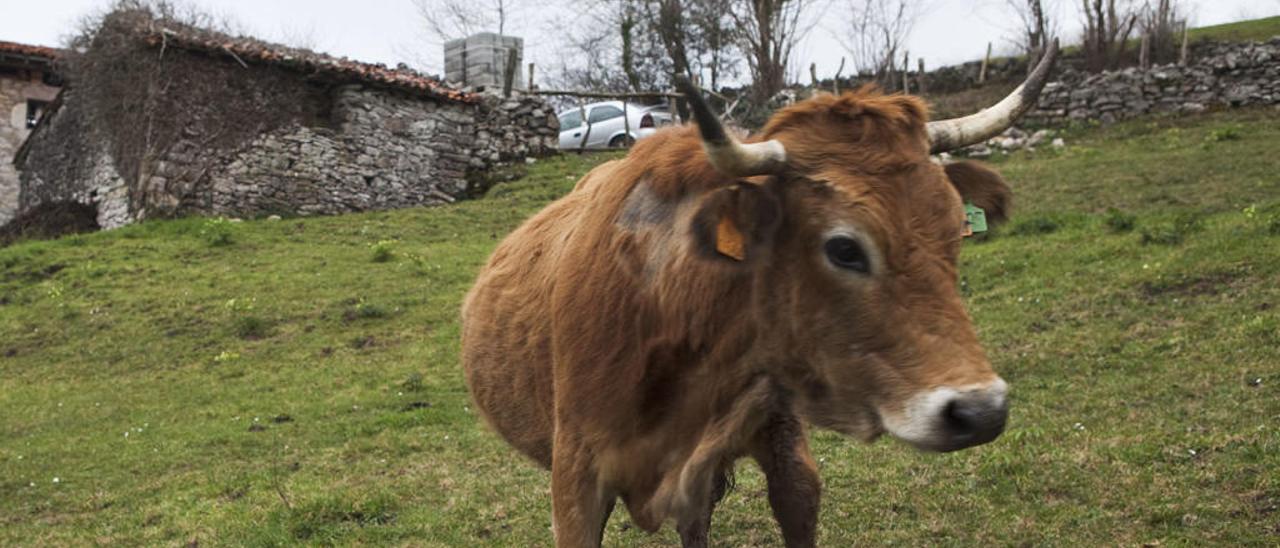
444,33,524,91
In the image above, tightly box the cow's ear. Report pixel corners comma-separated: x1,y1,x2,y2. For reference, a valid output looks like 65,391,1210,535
691,182,782,263
944,161,1012,226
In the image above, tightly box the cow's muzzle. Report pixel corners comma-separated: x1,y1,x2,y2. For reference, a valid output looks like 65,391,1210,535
882,378,1009,452
937,388,1009,451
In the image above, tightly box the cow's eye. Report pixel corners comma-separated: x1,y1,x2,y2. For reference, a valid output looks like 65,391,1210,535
824,237,870,273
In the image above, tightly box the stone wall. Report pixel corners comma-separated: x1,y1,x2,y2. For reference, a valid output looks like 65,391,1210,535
15,52,557,228
203,85,479,218
1028,38,1280,125
0,69,59,224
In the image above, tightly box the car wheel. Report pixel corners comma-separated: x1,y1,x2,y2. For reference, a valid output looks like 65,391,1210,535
609,135,635,148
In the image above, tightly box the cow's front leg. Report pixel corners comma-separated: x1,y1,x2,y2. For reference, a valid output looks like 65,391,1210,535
551,431,613,548
676,470,729,548
751,412,820,548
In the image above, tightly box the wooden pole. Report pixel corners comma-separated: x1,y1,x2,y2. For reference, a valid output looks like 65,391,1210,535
502,48,518,97
979,42,992,84
527,62,536,90
833,57,845,95
1139,33,1150,70
1179,21,1190,66
810,62,818,89
622,100,631,148
902,50,910,93
917,57,926,95
577,100,592,154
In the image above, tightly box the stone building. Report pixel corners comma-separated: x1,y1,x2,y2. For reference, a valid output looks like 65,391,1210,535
14,10,557,229
0,41,61,225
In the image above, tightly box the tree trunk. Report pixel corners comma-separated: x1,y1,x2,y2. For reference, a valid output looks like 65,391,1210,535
620,12,642,92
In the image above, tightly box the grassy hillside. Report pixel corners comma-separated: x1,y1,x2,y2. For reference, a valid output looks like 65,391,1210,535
1189,15,1280,43
3,108,1279,545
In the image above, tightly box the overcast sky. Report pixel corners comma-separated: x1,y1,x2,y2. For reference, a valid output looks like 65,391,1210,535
3,0,1277,83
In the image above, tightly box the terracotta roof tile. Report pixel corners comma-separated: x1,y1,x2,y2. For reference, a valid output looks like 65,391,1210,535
0,40,62,61
138,25,475,104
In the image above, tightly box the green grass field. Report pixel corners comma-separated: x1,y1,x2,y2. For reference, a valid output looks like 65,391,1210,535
1189,15,1280,43
3,107,1279,546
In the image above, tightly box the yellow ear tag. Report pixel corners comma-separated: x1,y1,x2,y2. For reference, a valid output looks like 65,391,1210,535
716,215,746,261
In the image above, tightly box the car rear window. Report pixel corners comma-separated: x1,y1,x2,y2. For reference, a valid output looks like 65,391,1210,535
588,105,623,124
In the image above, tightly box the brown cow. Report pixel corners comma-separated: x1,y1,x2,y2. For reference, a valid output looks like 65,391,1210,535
461,42,1060,548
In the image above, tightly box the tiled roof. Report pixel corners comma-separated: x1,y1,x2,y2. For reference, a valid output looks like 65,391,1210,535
0,40,61,62
138,25,475,104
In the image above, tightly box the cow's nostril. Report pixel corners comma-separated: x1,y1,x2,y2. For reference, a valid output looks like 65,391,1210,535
943,399,979,434
940,396,1007,450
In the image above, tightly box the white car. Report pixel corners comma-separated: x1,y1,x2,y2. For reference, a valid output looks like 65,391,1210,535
557,101,674,150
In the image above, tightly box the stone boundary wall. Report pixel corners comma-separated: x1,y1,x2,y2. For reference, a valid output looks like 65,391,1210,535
1028,38,1280,125
17,83,557,229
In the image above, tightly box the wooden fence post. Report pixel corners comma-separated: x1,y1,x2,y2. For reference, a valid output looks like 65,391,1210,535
902,50,910,93
833,57,845,95
1139,33,1150,70
527,62,536,90
1179,21,1190,65
577,100,592,154
917,57,926,95
502,48,519,97
622,100,631,148
979,42,992,84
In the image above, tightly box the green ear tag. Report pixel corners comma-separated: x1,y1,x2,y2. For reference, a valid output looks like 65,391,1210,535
964,202,988,234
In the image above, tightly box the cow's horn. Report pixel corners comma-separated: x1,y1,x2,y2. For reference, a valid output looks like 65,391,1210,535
927,39,1060,154
674,77,787,177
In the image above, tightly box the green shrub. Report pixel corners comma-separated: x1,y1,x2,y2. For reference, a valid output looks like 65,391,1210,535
369,240,397,263
233,315,270,339
199,217,237,247
402,372,425,392
1204,125,1242,143
1103,208,1136,233
1141,212,1205,246
354,299,388,319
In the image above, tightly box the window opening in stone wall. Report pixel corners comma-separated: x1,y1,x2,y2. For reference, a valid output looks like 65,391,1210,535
306,83,340,131
27,99,50,129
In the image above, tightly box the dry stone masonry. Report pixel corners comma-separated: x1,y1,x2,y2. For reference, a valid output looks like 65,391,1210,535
12,11,557,229
1029,38,1280,125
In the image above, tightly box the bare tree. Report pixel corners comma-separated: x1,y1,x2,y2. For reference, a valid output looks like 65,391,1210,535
646,0,696,82
1139,0,1185,66
835,0,917,89
731,0,819,102
415,0,517,41
403,0,523,73
1006,0,1058,72
687,0,739,90
1079,0,1139,72
548,0,670,93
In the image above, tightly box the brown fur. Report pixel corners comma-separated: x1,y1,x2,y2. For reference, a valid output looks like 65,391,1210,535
460,87,1013,547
